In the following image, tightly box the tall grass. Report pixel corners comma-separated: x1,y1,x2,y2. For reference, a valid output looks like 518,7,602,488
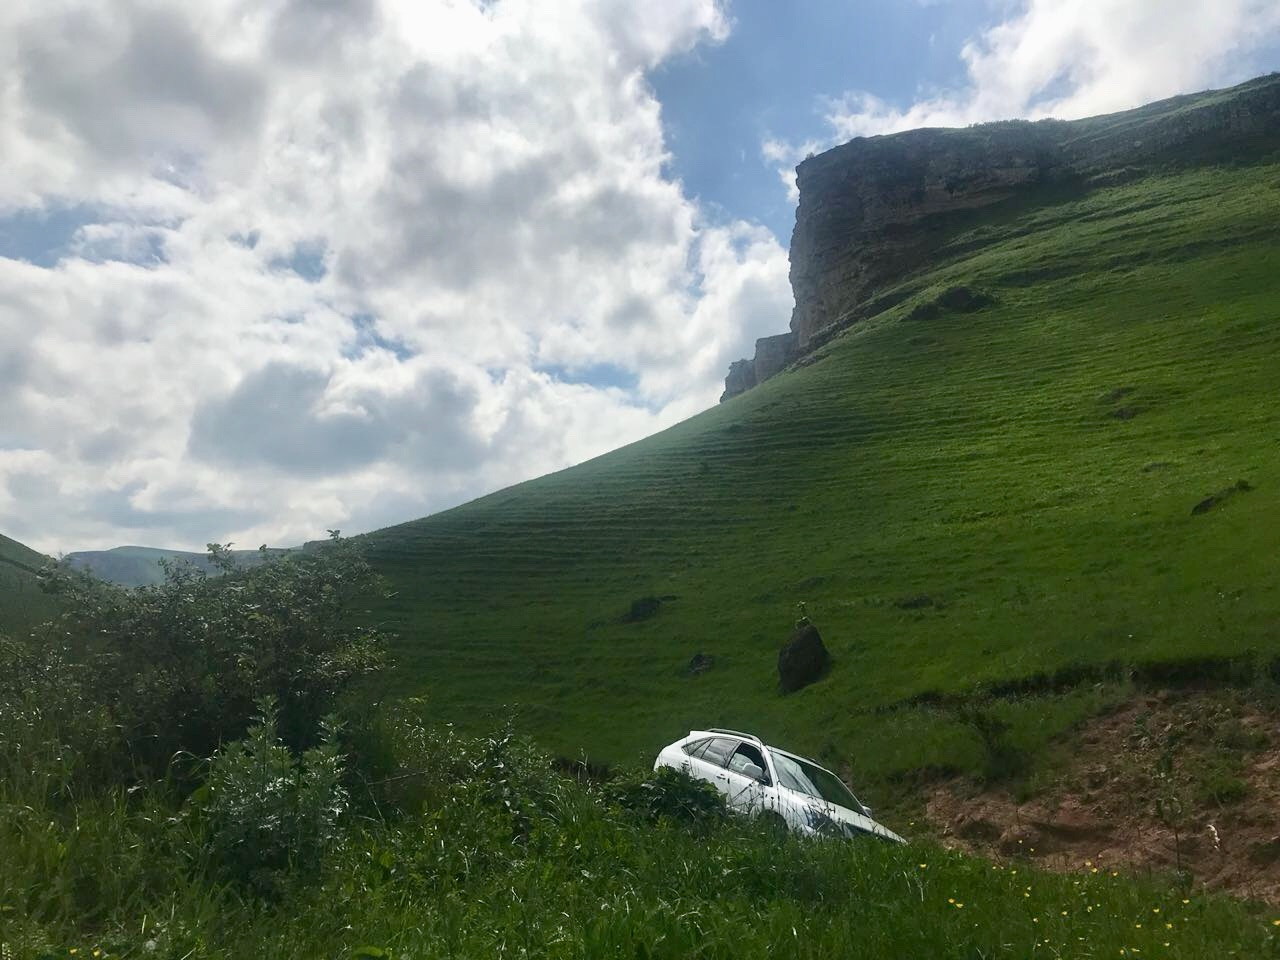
3,701,1274,959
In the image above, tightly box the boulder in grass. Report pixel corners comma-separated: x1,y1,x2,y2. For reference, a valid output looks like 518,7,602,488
778,622,831,693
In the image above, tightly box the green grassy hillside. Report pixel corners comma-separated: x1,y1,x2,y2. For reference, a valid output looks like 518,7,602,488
0,532,53,634
365,158,1280,791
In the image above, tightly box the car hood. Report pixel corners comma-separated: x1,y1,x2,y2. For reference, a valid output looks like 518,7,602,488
812,800,906,844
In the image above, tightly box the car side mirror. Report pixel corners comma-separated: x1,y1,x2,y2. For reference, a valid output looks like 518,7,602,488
861,805,873,817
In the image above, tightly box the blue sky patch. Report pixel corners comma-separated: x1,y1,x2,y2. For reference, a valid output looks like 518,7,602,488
0,204,100,267
349,313,415,361
537,362,638,391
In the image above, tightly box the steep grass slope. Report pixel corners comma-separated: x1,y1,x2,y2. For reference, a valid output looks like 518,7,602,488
0,532,53,633
366,156,1280,791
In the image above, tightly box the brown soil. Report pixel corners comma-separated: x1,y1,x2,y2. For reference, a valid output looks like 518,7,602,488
924,692,1280,904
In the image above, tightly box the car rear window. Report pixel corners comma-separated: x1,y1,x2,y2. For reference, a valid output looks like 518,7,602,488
698,737,738,767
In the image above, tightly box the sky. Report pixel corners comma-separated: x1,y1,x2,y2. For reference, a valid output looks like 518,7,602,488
1,1,1278,554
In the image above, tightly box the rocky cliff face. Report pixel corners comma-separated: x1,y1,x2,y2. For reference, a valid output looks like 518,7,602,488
721,73,1280,401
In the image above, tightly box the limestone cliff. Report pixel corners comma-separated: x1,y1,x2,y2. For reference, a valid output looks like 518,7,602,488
721,73,1280,401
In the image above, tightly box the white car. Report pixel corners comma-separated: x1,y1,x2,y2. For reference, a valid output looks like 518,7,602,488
654,727,905,844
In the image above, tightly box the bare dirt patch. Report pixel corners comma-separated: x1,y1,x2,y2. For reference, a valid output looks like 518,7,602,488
925,692,1280,904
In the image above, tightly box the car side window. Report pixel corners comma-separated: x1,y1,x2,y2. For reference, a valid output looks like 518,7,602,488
698,737,738,767
682,738,711,758
727,743,770,783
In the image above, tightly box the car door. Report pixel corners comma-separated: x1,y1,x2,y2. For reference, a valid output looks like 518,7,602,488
685,736,739,794
722,742,771,814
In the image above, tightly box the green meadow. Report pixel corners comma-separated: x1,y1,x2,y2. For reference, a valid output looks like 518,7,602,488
364,161,1280,790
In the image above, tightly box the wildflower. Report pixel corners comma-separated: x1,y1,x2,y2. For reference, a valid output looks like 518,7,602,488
1085,860,1093,867
1273,920,1280,927
1152,908,1160,913
955,902,964,909
1061,911,1068,916
1091,867,1099,874
1181,899,1190,905
948,898,955,904
1165,923,1172,930
919,863,928,869
1135,923,1142,928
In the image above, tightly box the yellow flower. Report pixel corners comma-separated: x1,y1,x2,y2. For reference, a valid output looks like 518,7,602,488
948,898,955,904
1165,923,1173,930
1273,920,1280,927
1181,899,1190,905
1135,923,1142,928
1085,860,1093,867
1091,867,1099,874
919,863,928,869
955,902,964,909
1061,911,1068,916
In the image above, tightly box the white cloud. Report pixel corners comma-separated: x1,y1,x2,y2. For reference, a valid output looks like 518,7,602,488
766,0,1280,199
0,0,793,553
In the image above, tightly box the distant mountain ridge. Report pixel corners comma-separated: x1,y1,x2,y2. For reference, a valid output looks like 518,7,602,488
65,545,286,588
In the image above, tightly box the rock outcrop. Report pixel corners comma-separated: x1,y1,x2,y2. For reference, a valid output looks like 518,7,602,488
778,622,831,693
722,73,1280,400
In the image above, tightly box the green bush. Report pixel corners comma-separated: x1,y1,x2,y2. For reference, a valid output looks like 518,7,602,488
603,764,728,827
198,698,348,893
33,535,389,775
954,703,1030,783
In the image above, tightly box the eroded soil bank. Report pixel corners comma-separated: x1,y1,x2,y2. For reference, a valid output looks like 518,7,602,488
924,692,1280,904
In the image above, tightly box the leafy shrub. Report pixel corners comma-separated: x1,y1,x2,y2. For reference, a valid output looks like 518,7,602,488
35,534,390,774
602,764,728,827
197,698,348,893
954,704,1030,783
354,704,562,838
0,633,121,797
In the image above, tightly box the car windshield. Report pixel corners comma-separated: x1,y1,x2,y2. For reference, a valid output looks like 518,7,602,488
769,751,861,811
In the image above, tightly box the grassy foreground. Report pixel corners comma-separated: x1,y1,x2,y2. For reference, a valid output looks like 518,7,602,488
3,717,1276,960
362,158,1280,794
